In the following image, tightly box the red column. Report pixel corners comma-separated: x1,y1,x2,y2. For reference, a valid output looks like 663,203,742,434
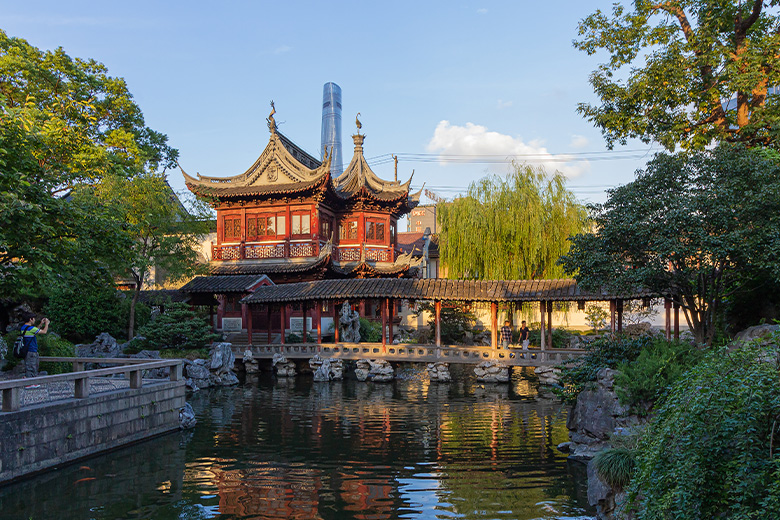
673,301,680,340
280,304,286,345
491,301,498,350
616,299,623,333
664,298,672,340
246,304,253,346
267,305,272,344
302,303,308,344
547,301,553,348
435,300,442,347
381,299,387,349
540,301,546,351
610,300,616,334
334,301,340,343
316,301,322,345
241,301,248,333
388,298,394,346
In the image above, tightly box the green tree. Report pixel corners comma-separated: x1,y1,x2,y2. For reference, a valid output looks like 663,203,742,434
0,30,176,298
136,302,219,350
576,1,780,150
436,164,588,280
94,173,212,338
559,145,780,345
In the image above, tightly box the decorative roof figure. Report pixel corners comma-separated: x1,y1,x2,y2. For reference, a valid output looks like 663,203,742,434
355,112,362,134
267,100,277,133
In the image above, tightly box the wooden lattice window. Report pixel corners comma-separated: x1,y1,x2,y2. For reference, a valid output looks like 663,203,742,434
223,216,241,241
340,219,358,241
365,219,386,244
247,213,286,240
292,212,311,237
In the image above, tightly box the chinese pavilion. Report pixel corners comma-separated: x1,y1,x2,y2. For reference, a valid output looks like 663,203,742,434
181,106,422,340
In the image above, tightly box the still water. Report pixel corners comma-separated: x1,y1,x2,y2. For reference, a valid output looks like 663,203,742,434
1,366,593,520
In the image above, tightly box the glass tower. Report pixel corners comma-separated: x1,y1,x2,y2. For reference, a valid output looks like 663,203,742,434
320,82,343,175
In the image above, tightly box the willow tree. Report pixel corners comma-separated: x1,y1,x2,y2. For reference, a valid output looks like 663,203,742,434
437,164,588,280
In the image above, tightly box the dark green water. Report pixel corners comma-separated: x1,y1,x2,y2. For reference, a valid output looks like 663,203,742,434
0,366,593,520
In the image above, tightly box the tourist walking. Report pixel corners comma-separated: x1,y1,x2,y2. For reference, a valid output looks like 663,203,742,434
519,320,530,351
21,312,49,383
500,320,512,350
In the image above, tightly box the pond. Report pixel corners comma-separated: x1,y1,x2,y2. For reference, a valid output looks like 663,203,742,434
0,366,593,520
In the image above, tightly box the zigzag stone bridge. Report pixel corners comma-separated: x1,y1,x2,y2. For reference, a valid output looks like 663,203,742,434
236,343,586,368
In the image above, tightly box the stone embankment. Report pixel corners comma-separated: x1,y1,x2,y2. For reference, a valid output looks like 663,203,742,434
309,355,344,381
355,359,394,382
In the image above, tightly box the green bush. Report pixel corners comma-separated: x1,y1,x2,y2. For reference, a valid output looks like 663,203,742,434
628,344,780,519
136,302,220,350
594,447,636,489
615,340,704,415
413,302,476,344
2,331,75,374
44,284,150,342
359,317,382,343
584,304,609,331
553,335,651,403
527,327,573,348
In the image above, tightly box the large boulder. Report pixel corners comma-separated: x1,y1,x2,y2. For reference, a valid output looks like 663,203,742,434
309,355,344,381
733,324,780,345
129,349,169,379
534,366,561,385
183,359,211,389
566,368,640,460
272,353,296,377
179,402,197,430
76,333,122,367
427,362,451,382
473,360,509,383
355,359,394,382
208,343,239,386
587,459,631,520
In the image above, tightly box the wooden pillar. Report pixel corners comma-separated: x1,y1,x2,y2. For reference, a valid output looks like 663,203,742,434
435,300,442,347
490,302,498,349
359,299,366,317
316,301,322,345
267,305,272,344
673,301,680,341
241,301,248,333
388,298,394,345
246,304,253,346
381,298,387,348
302,303,308,344
664,298,672,341
540,301,546,351
334,301,340,343
280,304,286,345
616,299,624,333
546,301,553,348
610,300,616,334
209,304,215,332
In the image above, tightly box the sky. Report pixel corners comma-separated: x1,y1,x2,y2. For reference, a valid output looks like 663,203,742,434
3,1,664,208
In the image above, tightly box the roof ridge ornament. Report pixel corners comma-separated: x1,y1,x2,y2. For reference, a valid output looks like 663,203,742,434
267,100,277,133
355,112,362,135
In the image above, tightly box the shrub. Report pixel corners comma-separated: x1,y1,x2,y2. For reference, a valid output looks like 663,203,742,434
527,327,573,348
359,317,382,343
628,344,780,519
136,302,220,350
615,340,704,414
553,335,651,403
44,283,150,342
2,331,75,374
584,304,609,331
594,447,636,489
412,301,476,344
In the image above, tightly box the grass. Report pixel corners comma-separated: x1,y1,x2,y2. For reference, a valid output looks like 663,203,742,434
593,447,636,489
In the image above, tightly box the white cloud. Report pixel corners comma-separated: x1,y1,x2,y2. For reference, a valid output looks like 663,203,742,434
569,134,589,149
426,121,590,178
273,45,292,55
497,99,513,109
477,8,488,14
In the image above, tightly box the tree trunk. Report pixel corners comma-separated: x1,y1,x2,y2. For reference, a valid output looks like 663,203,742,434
128,271,143,339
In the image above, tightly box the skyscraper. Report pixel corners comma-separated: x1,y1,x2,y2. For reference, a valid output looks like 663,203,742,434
321,82,343,175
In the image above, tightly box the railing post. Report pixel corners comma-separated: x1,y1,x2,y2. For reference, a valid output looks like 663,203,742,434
74,376,90,399
2,387,20,412
170,362,183,382
129,369,142,389
73,361,84,372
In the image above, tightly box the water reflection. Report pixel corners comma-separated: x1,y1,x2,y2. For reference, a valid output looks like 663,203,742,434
0,366,592,520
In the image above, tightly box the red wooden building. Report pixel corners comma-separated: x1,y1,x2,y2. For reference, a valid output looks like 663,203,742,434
180,109,422,340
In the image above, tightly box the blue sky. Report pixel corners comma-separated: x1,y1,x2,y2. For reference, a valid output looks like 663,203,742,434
3,1,662,205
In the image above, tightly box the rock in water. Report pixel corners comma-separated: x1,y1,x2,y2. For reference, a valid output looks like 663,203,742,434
243,349,259,374
427,362,451,382
474,360,509,383
179,402,197,429
534,366,561,385
355,359,394,382
310,355,345,381
272,353,296,377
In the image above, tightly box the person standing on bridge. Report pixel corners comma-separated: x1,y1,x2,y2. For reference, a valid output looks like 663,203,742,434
21,312,49,382
500,320,512,350
519,321,530,352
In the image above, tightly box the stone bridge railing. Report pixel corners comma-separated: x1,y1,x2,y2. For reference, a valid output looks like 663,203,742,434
240,343,586,367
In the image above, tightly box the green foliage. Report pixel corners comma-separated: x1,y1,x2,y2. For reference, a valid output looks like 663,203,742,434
437,163,588,280
553,335,651,403
575,2,780,151
615,340,704,415
0,30,177,299
584,304,609,331
594,447,636,490
44,284,150,343
560,144,780,345
628,344,780,518
136,302,219,350
527,327,573,349
359,317,382,343
37,335,75,375
412,302,476,344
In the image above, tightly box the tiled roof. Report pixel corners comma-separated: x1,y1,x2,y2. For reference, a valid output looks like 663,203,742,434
209,256,331,275
397,232,439,257
241,278,648,304
180,275,270,293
